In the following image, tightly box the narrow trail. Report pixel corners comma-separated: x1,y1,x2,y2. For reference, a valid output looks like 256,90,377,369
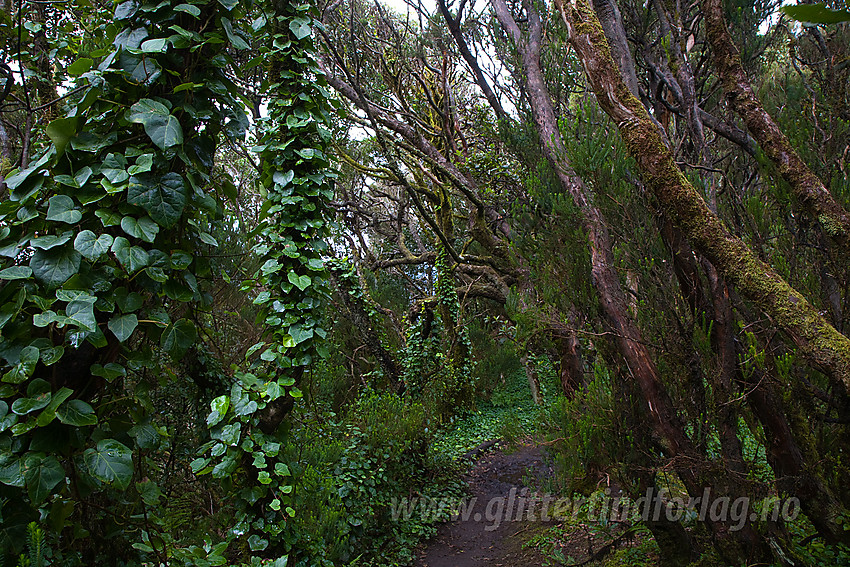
414,443,556,567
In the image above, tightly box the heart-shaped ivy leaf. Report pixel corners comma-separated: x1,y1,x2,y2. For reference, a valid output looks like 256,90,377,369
108,314,138,342
128,99,183,149
128,173,187,228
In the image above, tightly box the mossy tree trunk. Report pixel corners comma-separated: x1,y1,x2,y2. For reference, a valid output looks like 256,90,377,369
701,0,850,246
559,0,850,399
490,0,776,561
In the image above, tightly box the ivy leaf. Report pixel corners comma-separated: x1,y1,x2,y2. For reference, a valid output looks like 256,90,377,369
0,266,32,280
170,251,192,270
145,266,167,282
96,209,122,227
35,387,73,427
128,424,159,450
4,152,49,191
31,232,73,250
121,216,159,243
207,395,229,427
128,173,187,228
83,439,133,490
46,118,80,157
128,99,183,149
66,300,97,332
161,319,197,358
101,153,129,184
56,399,98,426
115,289,144,312
30,246,81,288
11,391,51,415
0,458,24,486
273,170,294,186
108,314,138,342
287,272,311,291
289,17,311,40
114,0,138,19
24,454,65,504
91,363,126,382
248,535,268,551
40,346,64,366
56,289,96,303
74,231,114,261
46,195,83,224
111,238,147,273
123,54,162,85
174,3,201,17
289,325,313,345
0,303,18,331
5,346,41,385
67,57,94,76
140,38,168,53
217,0,238,10
221,18,250,50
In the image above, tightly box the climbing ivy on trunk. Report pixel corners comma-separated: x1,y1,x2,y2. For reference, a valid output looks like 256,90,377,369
197,0,335,560
0,0,251,560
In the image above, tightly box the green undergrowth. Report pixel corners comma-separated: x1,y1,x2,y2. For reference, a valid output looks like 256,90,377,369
281,360,559,565
280,388,468,567
430,362,554,460
527,522,659,567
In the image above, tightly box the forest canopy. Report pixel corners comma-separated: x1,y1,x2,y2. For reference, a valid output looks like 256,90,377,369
0,0,849,564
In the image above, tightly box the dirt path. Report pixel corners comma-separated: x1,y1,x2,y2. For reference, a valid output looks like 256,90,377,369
414,443,555,567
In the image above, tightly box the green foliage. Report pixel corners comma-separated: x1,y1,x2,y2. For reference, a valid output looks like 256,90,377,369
430,368,539,459
197,0,336,562
432,246,475,413
14,523,47,567
547,360,624,494
0,0,249,560
272,391,463,566
785,513,850,566
782,3,850,24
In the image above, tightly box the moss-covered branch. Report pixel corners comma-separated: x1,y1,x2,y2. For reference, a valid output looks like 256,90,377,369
701,0,850,244
557,0,850,395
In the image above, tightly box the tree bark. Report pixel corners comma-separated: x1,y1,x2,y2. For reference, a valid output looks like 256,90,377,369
701,0,850,245
743,364,850,544
556,333,584,398
558,0,850,396
591,0,639,97
489,0,689,456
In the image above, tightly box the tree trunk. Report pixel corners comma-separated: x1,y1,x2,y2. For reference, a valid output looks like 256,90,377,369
490,0,776,559
743,365,850,545
559,0,850,396
521,354,543,404
556,333,584,398
701,0,850,245
329,263,404,388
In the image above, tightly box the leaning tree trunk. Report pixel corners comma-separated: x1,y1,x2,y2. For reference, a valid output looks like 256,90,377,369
490,0,771,561
521,354,543,404
701,0,850,246
557,0,850,398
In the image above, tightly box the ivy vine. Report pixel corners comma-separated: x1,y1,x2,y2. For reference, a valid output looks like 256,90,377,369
0,0,253,559
196,0,335,560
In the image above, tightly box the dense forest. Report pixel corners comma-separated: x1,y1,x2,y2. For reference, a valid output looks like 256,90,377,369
1,0,849,564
